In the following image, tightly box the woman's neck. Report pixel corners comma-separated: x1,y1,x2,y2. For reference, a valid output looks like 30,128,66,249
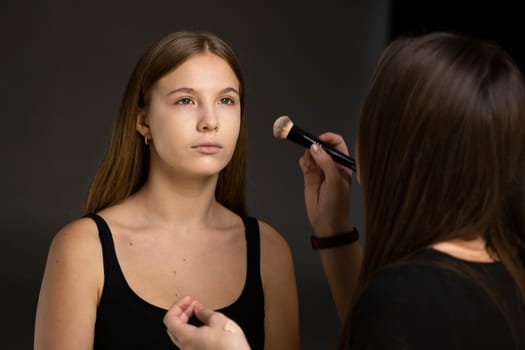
431,237,498,263
129,170,221,230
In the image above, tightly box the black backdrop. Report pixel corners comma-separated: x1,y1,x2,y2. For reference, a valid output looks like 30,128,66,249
390,1,523,73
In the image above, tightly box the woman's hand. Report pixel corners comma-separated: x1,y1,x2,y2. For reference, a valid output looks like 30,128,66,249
163,296,251,350
298,132,354,236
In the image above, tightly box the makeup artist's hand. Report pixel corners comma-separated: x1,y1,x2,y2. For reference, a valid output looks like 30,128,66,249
164,296,251,350
299,132,354,237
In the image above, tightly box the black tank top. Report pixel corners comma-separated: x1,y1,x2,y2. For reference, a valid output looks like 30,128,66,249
85,213,265,350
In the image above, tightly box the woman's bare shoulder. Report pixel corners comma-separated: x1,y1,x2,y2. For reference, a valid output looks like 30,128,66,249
256,219,294,266
48,216,102,264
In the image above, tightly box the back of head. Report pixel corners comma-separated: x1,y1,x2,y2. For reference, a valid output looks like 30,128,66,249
84,31,247,215
357,32,525,291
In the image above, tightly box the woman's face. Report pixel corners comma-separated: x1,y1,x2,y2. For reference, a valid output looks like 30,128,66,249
138,53,241,178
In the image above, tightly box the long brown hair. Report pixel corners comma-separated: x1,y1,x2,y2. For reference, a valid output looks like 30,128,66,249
84,31,247,215
343,32,525,347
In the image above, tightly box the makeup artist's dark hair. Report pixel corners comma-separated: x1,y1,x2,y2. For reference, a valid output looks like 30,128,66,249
84,31,247,215
344,32,525,348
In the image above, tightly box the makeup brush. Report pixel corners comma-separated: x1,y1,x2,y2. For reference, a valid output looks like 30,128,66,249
272,115,356,171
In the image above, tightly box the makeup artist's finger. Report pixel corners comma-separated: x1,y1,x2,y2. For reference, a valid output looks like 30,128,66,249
299,149,317,172
300,149,323,191
318,132,350,155
309,144,340,183
317,133,353,176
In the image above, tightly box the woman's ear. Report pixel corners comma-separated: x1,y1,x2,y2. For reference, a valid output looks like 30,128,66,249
136,110,150,137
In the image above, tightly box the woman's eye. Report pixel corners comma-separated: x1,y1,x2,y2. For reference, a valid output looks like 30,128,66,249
176,98,194,105
220,97,234,105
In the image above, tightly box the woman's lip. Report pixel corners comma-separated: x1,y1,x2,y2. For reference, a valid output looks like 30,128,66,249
192,144,223,154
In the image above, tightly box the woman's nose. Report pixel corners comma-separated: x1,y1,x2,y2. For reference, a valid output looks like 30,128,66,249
197,106,219,132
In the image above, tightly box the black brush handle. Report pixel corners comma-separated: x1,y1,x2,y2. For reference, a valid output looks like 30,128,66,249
287,125,356,171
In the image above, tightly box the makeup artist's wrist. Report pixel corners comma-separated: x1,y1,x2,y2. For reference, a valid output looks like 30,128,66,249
310,226,359,250
313,223,355,238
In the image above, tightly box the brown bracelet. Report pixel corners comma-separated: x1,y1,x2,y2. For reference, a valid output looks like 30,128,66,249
310,227,359,250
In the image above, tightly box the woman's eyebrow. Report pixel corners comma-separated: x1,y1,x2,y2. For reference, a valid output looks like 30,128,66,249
166,86,239,96
219,87,239,96
167,87,194,96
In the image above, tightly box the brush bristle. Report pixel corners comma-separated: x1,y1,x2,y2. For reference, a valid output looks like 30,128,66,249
273,115,294,139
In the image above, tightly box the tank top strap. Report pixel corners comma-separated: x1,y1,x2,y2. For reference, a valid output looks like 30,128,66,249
240,216,262,289
83,213,122,281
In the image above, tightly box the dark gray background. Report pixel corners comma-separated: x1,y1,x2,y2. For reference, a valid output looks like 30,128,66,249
5,1,389,348
7,0,523,348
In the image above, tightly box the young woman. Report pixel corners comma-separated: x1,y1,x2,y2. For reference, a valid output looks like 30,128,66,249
34,31,299,350
164,31,525,349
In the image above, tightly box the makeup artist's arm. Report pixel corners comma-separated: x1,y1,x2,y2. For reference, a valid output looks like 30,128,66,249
299,133,363,322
